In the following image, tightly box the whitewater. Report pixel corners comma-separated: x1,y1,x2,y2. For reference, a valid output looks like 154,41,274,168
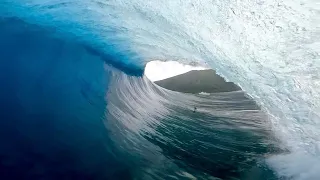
0,0,320,179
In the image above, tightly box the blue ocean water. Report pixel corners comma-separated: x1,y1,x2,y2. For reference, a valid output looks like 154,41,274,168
0,0,318,179
0,17,130,179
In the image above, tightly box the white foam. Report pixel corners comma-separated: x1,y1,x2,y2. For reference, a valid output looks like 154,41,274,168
267,152,320,180
198,92,210,96
112,2,320,178
144,60,208,82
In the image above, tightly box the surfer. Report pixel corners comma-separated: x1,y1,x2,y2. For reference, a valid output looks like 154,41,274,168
193,106,197,113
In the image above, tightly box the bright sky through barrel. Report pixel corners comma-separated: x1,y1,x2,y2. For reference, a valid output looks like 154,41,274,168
144,60,208,82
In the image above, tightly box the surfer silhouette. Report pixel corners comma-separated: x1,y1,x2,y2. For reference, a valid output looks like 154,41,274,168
193,106,197,113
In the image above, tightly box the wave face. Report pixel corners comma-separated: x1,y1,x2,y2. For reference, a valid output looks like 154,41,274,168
0,17,280,180
0,0,319,179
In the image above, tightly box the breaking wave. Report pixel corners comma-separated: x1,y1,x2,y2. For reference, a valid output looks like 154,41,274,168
0,0,319,179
